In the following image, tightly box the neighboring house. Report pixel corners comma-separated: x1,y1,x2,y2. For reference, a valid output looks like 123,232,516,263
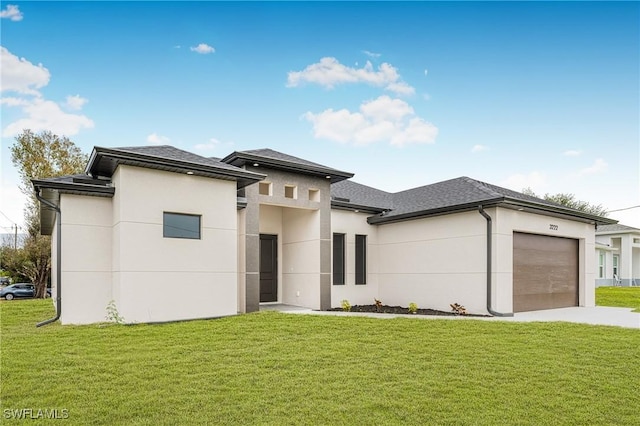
33,146,615,325
595,224,640,287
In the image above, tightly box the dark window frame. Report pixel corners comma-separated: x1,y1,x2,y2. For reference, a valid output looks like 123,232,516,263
333,233,345,285
355,234,367,285
163,212,201,240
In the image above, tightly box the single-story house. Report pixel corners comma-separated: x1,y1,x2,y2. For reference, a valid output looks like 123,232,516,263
595,224,640,287
33,145,616,324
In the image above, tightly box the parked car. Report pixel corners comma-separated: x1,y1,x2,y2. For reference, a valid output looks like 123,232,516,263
0,283,51,300
0,277,10,286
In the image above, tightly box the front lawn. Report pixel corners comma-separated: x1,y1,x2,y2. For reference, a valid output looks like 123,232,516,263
596,286,640,312
1,300,639,425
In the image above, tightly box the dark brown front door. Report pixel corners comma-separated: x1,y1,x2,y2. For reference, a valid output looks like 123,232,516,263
513,232,578,312
260,234,278,302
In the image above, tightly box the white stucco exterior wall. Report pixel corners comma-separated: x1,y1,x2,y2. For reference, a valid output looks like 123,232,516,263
281,207,321,309
375,211,487,314
59,194,113,324
237,208,247,313
330,210,379,307
111,166,238,323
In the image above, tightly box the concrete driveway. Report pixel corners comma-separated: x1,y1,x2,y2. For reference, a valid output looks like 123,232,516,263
263,304,640,329
500,306,640,329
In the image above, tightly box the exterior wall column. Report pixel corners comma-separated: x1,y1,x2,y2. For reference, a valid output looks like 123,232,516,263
620,234,633,285
319,182,332,310
243,183,261,313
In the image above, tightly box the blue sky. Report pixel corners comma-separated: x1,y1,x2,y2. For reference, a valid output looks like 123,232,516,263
1,1,639,232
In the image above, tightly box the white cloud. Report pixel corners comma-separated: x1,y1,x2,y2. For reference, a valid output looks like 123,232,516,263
303,95,437,147
501,171,547,194
0,48,94,138
359,95,415,122
287,57,415,96
146,133,170,145
65,94,88,110
471,144,489,153
424,69,428,76
563,149,582,157
0,97,30,106
2,98,94,137
362,50,381,58
0,4,23,21
190,43,215,54
0,47,50,95
578,158,608,176
194,138,222,152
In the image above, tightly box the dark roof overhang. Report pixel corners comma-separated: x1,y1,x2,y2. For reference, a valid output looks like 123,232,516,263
32,178,116,235
221,151,354,184
367,197,617,226
367,199,502,225
86,146,265,189
331,200,387,214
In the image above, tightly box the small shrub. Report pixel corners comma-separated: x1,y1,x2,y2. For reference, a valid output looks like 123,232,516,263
374,298,383,312
408,302,418,314
105,300,125,324
341,299,351,312
450,303,467,315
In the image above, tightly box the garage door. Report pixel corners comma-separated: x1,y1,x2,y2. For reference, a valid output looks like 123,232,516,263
513,232,578,312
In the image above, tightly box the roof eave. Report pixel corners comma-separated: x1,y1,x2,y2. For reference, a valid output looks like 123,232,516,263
367,200,502,225
500,197,617,225
330,200,387,214
32,179,116,197
222,151,354,183
88,147,265,188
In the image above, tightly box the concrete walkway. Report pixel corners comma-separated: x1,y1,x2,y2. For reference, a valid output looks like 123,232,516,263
260,304,640,329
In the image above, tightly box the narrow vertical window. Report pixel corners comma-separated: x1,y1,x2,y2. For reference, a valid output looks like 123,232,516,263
355,234,367,284
598,252,605,279
613,255,619,277
333,233,345,285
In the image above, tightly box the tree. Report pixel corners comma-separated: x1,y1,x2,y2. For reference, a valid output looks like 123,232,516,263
522,187,608,217
9,130,88,298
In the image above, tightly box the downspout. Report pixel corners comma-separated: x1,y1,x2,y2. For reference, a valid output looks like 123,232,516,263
35,190,62,327
478,205,513,317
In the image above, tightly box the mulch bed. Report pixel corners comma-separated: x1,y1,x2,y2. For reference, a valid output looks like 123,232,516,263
327,304,490,317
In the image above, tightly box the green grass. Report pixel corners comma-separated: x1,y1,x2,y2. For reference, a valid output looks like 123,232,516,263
2,300,639,425
596,286,640,312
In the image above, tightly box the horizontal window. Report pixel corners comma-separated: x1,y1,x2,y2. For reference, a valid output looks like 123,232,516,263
163,212,201,239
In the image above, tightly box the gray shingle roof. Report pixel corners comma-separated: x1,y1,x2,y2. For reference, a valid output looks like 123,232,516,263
241,148,334,170
332,176,615,225
330,180,394,211
111,145,248,174
596,223,640,233
221,148,354,183
86,145,265,188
